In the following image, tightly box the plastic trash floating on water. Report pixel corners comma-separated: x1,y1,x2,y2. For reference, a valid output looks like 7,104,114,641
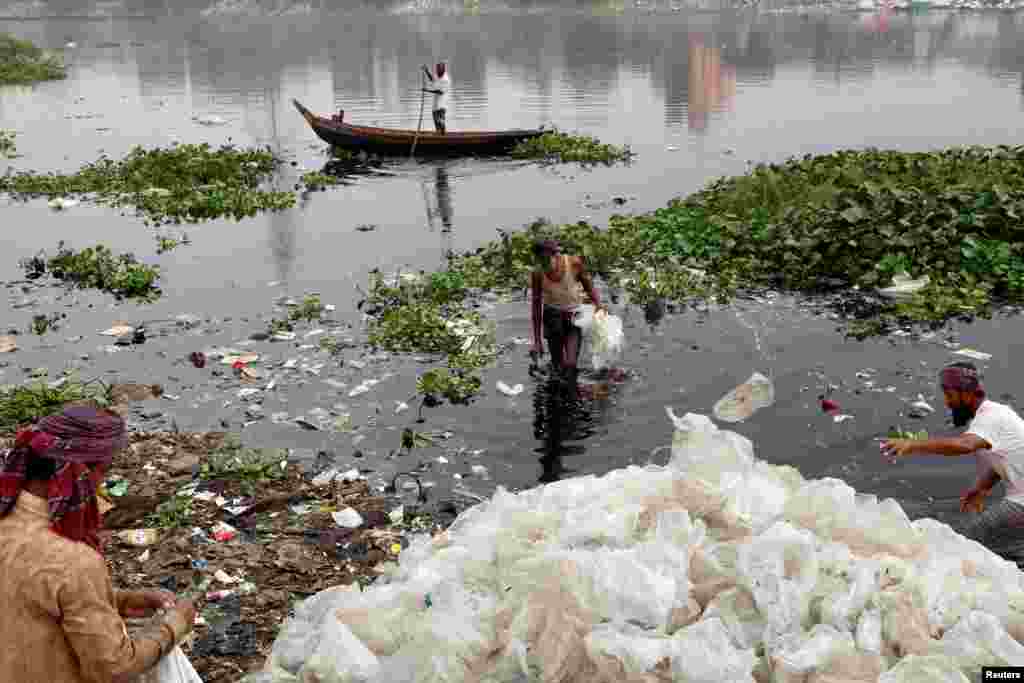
259,405,1024,683
878,272,930,300
496,381,524,397
47,197,80,210
953,348,992,362
713,371,775,423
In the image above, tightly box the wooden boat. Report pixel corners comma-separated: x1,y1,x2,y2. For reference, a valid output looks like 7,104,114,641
292,99,544,156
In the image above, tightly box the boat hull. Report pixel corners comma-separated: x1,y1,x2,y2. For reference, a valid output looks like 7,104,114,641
292,99,543,156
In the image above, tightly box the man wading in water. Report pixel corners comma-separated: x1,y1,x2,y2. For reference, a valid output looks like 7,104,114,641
422,62,450,134
530,239,605,384
881,362,1024,567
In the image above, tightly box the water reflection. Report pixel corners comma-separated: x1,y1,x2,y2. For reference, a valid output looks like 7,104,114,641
686,34,736,132
531,374,597,484
529,365,628,484
433,164,453,232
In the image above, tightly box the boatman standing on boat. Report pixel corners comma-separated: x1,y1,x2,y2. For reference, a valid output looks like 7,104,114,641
881,362,1024,568
422,62,450,134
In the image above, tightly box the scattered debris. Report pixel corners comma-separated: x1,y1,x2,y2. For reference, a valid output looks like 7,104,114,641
496,381,524,396
953,348,992,362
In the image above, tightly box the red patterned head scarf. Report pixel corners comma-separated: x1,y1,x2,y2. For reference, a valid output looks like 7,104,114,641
940,363,984,396
0,405,126,553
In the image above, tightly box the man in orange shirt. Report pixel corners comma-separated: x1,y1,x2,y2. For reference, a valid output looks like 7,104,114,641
0,405,196,682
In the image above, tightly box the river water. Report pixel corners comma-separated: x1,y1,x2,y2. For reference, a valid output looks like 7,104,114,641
3,0,1024,526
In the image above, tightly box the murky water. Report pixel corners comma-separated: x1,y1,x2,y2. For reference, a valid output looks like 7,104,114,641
4,0,1024,527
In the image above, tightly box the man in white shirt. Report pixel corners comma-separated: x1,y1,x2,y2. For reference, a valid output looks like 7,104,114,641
422,62,450,134
882,362,1024,567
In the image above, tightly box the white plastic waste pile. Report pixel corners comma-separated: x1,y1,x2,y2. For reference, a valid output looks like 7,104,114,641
257,409,1024,683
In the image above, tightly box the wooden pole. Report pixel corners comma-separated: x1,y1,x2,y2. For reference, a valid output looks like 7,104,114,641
410,71,427,160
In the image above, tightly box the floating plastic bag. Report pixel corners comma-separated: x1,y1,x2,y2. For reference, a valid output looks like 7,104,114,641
878,272,930,301
713,371,775,423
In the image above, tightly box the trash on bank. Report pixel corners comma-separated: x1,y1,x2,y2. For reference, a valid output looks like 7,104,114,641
211,521,238,542
712,371,775,423
115,528,159,547
333,507,364,529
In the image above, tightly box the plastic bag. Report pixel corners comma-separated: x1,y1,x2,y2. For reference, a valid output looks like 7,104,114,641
807,651,884,683
878,272,930,301
670,617,758,683
702,587,767,650
713,372,775,423
877,655,969,683
590,309,625,370
854,607,883,655
737,523,819,645
573,304,596,332
584,622,675,676
136,646,204,683
299,617,380,682
932,611,1024,676
666,408,756,487
768,625,855,683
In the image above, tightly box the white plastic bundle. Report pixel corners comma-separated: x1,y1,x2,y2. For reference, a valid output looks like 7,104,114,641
256,409,1024,683
573,305,625,370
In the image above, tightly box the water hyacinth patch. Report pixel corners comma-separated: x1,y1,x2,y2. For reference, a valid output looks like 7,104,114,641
448,146,1024,337
0,143,295,226
300,171,344,191
0,34,65,85
0,377,112,432
361,270,496,405
0,130,15,158
22,242,162,300
511,129,634,165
